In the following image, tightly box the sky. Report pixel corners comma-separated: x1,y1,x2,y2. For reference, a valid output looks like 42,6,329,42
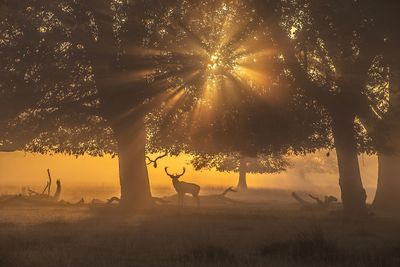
0,151,379,202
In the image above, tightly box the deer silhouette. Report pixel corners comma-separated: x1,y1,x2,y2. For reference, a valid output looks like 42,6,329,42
165,167,200,207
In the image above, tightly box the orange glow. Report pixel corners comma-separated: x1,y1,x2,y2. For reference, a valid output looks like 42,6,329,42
0,151,379,203
144,0,278,125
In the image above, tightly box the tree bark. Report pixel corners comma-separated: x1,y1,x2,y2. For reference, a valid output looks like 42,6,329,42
373,154,400,211
237,157,248,190
84,5,154,211
332,113,368,215
114,118,152,210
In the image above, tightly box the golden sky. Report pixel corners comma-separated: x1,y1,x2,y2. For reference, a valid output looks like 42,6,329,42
0,151,379,202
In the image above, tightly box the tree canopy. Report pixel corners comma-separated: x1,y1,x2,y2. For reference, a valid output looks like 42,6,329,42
1,0,398,213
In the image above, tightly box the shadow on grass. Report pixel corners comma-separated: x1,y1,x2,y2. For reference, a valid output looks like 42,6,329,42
261,227,400,266
3,204,400,267
261,227,339,264
181,243,235,264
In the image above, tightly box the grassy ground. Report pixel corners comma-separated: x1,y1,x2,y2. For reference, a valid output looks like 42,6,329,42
1,194,400,267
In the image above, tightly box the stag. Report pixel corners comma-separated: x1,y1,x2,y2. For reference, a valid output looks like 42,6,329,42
165,167,200,207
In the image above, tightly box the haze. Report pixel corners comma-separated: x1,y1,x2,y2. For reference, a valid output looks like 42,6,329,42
0,151,378,202
1,0,400,266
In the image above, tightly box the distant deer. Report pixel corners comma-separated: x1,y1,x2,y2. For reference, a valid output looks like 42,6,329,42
165,167,200,207
146,152,168,168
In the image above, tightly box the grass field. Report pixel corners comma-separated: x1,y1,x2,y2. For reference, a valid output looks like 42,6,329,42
1,191,400,267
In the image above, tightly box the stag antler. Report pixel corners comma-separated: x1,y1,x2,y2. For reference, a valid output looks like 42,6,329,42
164,167,186,179
177,167,186,178
164,167,173,177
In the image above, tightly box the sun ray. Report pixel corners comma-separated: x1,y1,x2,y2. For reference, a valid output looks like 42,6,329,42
142,0,280,129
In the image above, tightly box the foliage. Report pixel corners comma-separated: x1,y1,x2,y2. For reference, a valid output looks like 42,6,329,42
191,153,288,174
1,0,396,177
146,0,332,160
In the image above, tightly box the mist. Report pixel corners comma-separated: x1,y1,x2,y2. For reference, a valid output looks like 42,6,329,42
1,0,399,266
0,150,379,202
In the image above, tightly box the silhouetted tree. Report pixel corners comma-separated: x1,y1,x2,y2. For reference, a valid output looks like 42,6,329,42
146,0,331,158
0,0,182,209
4,0,394,215
370,1,400,211
0,1,113,155
191,153,288,190
250,0,383,215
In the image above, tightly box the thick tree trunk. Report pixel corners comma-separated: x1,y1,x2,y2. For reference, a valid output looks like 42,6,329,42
237,157,248,190
86,16,153,211
332,114,368,215
373,154,400,211
114,118,152,210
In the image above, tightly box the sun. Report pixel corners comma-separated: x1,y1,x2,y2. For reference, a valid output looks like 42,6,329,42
144,0,277,119
206,49,238,82
206,47,240,75
208,53,222,71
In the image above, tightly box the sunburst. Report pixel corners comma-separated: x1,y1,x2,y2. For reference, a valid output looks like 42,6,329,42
142,0,278,128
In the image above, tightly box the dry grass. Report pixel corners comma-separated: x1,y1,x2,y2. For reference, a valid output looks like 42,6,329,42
1,194,400,267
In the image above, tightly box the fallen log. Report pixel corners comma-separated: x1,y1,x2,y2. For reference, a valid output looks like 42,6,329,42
161,186,248,206
106,196,170,205
292,192,338,210
200,187,247,205
12,169,61,203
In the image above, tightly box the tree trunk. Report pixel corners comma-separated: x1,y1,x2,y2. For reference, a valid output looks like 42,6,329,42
332,113,368,215
373,154,400,211
90,57,152,211
373,59,400,211
114,118,152,210
237,157,248,190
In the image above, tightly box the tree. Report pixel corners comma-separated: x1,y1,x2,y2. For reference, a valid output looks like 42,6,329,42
0,0,185,210
4,0,386,215
250,0,383,215
370,1,400,211
373,61,400,211
0,1,107,156
143,1,332,203
192,153,288,190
